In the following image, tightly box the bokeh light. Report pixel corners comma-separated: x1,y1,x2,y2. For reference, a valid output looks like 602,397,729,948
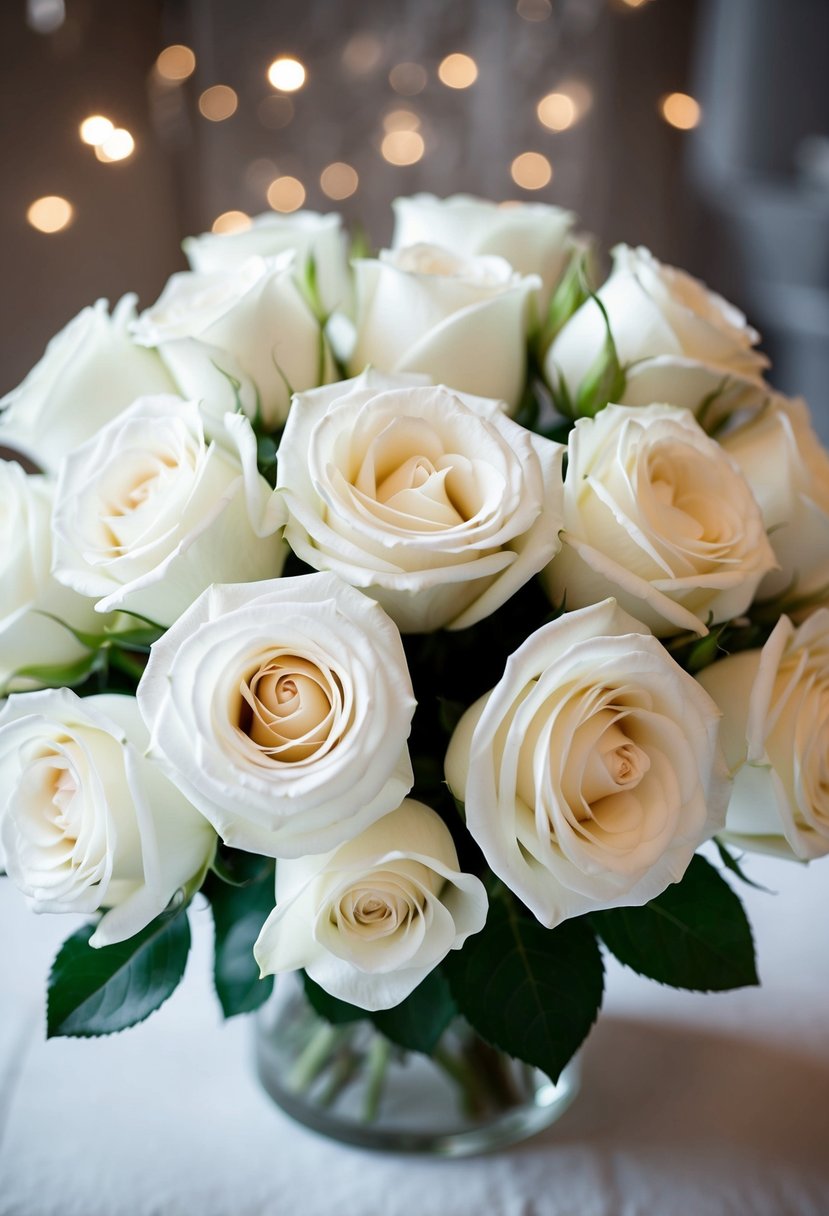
94,128,135,162
267,175,306,212
381,130,425,166
438,53,478,89
660,92,701,130
537,92,577,131
388,62,427,96
27,195,73,233
212,211,251,234
342,33,383,76
320,162,359,200
267,57,306,92
79,115,114,146
156,45,196,81
198,85,238,122
383,109,421,133
511,151,552,189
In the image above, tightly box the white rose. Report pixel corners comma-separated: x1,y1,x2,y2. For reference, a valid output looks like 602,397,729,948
136,572,416,858
277,372,565,632
720,396,829,602
545,244,768,404
542,403,777,636
392,193,574,304
446,598,729,926
697,610,829,861
52,396,286,626
131,253,332,429
182,210,352,319
349,244,539,410
0,690,215,947
0,461,101,692
0,296,175,474
619,355,771,432
253,799,487,1011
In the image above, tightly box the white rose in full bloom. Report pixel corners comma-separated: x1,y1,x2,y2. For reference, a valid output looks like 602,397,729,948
131,253,332,429
349,244,540,410
254,799,487,1010
446,598,729,926
0,690,215,947
137,573,416,859
0,461,101,692
697,610,829,861
277,372,565,632
720,396,829,602
0,296,175,474
52,396,286,626
542,403,777,636
392,193,574,304
545,244,768,407
182,210,353,319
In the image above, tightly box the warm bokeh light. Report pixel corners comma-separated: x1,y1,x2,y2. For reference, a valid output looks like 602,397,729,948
537,92,577,131
320,162,359,200
438,53,478,89
380,130,425,166
660,92,702,130
211,210,251,234
342,33,383,76
517,0,552,19
94,128,135,162
156,44,196,81
511,151,553,189
267,56,306,92
27,195,73,233
257,95,294,129
79,115,114,146
198,85,238,122
267,175,306,212
388,62,427,96
383,108,421,133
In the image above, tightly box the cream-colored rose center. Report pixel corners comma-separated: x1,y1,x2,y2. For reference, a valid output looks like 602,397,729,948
17,740,87,869
644,445,740,555
97,441,197,554
333,875,423,941
238,654,338,763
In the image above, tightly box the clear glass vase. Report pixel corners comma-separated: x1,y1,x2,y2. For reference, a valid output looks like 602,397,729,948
253,975,580,1156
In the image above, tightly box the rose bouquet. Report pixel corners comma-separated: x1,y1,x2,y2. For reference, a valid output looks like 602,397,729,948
2,194,828,1142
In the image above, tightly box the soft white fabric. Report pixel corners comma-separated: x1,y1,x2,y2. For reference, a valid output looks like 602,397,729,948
1,849,827,1216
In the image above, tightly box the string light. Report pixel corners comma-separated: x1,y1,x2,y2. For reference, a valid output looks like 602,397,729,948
94,128,135,162
320,162,359,200
342,33,383,76
79,115,114,146
267,176,306,212
381,130,425,165
660,92,701,130
212,211,251,234
27,195,73,233
267,57,306,92
438,53,478,89
388,63,427,96
511,152,552,189
198,85,238,122
537,92,577,131
156,45,196,81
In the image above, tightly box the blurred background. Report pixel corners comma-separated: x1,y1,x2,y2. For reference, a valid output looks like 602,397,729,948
1,0,827,431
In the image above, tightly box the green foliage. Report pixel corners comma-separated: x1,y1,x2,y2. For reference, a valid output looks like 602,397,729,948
591,855,758,991
371,968,458,1054
47,907,191,1038
203,861,276,1018
443,895,604,1081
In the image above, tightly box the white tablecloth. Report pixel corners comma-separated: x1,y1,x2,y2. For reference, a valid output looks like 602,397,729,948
1,849,828,1216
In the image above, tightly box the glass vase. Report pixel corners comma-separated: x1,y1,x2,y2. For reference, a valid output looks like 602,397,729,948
253,975,580,1156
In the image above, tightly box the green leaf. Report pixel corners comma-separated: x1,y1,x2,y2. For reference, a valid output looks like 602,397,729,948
204,865,276,1018
539,241,593,354
574,295,626,418
47,908,191,1038
371,967,457,1054
2,647,107,697
713,838,773,894
591,855,759,991
303,973,366,1024
443,896,604,1081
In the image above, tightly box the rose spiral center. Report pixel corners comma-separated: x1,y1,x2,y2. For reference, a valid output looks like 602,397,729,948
238,654,339,763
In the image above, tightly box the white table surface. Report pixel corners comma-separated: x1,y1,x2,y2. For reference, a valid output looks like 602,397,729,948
1,848,828,1216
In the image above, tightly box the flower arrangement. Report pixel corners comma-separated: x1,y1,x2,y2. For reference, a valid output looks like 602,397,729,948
2,194,828,1122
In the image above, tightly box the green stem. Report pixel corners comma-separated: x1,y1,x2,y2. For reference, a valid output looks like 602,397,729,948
319,1047,360,1108
361,1035,391,1123
433,1044,490,1118
108,647,147,683
287,1023,342,1093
